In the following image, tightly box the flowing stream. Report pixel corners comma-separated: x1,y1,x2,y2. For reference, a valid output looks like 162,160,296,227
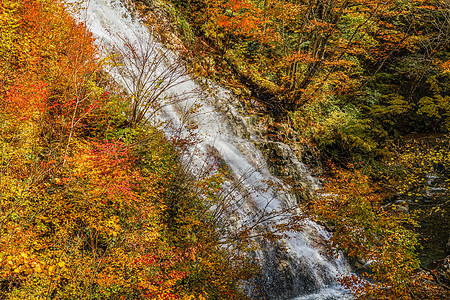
65,0,351,299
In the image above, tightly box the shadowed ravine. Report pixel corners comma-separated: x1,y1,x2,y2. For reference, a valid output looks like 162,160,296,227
65,0,352,298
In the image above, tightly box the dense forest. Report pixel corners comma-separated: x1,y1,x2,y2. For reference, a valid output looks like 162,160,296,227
0,0,449,299
152,0,450,297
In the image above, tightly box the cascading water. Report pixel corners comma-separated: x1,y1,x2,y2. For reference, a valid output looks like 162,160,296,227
65,0,352,299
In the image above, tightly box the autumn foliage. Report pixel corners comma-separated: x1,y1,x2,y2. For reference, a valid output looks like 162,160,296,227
309,164,420,299
308,161,450,299
132,0,450,298
0,1,252,299
2,0,449,298
170,0,449,160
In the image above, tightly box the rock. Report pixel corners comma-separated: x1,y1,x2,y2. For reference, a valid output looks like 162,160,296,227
437,256,450,286
447,236,450,256
394,199,409,213
250,242,321,300
257,141,316,203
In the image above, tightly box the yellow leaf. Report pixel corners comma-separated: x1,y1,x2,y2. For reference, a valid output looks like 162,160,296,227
48,265,56,275
34,265,42,273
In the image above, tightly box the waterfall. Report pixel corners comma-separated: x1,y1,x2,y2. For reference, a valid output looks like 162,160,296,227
65,0,351,299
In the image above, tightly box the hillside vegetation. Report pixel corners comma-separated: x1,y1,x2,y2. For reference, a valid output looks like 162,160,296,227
0,0,449,299
142,0,450,299
0,1,254,299
164,0,449,154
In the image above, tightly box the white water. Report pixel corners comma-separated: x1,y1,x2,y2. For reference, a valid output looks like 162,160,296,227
65,0,351,298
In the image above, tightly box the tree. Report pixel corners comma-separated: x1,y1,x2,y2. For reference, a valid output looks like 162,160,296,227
309,164,421,299
109,33,191,127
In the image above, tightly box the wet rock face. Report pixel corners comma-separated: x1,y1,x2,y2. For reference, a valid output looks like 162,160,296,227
439,256,450,286
247,225,341,300
258,142,296,178
447,236,450,256
250,242,320,300
257,141,314,204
